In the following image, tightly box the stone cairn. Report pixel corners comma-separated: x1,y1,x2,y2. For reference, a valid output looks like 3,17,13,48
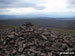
0,22,75,56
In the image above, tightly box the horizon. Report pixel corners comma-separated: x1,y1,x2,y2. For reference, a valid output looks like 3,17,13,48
0,12,75,19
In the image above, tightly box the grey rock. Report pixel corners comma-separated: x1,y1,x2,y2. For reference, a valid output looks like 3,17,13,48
0,22,75,56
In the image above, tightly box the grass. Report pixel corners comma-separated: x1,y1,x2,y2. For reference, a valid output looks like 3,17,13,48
0,25,15,29
50,28,75,36
0,25,75,36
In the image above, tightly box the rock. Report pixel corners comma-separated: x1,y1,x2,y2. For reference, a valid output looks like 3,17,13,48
18,48,24,53
21,54,25,56
22,22,33,27
12,49,17,54
0,22,75,56
8,35,14,38
28,49,40,54
62,44,68,51
41,35,48,40
48,52,52,56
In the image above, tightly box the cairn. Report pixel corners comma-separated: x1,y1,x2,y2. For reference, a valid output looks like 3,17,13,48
0,22,75,56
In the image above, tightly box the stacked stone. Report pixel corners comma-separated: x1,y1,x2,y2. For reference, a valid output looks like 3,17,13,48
0,22,75,56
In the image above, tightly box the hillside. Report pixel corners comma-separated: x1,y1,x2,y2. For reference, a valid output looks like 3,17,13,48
0,19,75,30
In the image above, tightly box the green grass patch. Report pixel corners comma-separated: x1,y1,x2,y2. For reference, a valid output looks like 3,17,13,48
50,28,75,36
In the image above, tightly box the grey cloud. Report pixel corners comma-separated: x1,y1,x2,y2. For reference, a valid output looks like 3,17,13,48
67,0,75,8
69,0,75,4
34,6,45,10
0,0,46,10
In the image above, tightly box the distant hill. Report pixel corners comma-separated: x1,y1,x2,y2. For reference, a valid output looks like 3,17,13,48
0,14,75,20
0,19,75,30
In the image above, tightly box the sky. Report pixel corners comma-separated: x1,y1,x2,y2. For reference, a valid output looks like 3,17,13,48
0,0,75,17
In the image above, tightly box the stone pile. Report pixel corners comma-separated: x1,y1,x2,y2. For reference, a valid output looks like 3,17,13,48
0,22,75,56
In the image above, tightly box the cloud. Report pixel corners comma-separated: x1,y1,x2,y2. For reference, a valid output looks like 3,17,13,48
67,0,75,8
0,0,46,10
34,6,45,10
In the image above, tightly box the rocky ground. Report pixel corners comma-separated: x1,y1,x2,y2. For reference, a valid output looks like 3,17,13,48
0,22,75,56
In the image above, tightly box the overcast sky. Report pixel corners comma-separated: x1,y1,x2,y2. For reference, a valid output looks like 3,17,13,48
0,0,75,15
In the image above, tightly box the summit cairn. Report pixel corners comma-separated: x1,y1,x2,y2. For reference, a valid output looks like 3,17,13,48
22,22,33,27
0,22,75,56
